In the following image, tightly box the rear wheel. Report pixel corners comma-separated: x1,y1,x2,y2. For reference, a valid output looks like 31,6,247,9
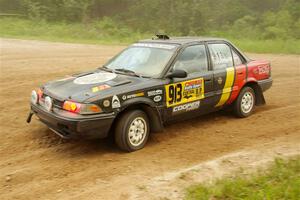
115,110,149,152
234,86,255,118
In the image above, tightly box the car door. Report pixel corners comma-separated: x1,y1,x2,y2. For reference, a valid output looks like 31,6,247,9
225,48,247,104
207,43,236,107
164,44,214,121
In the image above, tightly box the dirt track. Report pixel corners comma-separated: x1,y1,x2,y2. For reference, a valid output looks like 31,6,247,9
0,39,299,200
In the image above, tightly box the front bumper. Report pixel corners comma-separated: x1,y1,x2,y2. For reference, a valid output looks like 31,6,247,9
29,103,115,139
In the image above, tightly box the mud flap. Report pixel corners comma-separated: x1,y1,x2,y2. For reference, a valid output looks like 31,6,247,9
255,87,266,106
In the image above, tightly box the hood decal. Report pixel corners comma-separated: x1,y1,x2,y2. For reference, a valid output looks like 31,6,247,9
73,72,117,85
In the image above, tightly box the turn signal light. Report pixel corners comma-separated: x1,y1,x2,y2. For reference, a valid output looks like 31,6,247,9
37,89,43,103
37,89,43,98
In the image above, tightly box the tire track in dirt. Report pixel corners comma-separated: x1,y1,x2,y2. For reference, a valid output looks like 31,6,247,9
136,138,300,200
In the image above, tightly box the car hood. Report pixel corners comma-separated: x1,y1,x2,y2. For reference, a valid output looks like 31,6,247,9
42,70,160,103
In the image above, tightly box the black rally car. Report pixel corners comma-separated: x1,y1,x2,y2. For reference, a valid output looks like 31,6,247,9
28,35,272,152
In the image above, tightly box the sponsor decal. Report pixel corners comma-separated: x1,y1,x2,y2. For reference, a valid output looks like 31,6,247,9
103,99,110,107
173,101,200,114
153,95,162,102
147,89,163,97
165,78,204,107
217,77,223,85
258,65,270,75
112,95,121,109
74,72,117,85
92,84,111,93
122,92,144,101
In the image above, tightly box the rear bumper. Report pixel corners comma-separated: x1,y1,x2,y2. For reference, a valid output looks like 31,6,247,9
30,103,115,139
258,77,272,92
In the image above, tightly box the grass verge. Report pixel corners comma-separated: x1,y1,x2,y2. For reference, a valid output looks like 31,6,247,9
185,156,300,200
0,17,150,45
1,17,299,54
229,39,300,54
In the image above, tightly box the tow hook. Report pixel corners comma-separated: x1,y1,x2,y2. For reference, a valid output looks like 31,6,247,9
26,111,34,123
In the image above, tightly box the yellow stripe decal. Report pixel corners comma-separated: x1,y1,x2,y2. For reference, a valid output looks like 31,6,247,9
215,67,235,107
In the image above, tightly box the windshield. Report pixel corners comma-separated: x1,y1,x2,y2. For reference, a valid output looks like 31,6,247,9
104,43,178,77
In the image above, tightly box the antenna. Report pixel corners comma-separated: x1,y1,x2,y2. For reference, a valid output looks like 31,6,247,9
155,34,170,40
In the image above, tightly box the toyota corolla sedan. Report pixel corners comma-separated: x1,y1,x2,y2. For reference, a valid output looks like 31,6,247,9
27,35,272,152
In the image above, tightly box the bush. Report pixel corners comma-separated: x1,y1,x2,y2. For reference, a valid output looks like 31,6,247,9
0,0,299,41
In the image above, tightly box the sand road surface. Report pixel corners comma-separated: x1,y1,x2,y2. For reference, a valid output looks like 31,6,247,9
0,39,299,200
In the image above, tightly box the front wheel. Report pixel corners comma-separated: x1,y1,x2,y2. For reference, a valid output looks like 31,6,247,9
233,86,256,118
115,110,149,152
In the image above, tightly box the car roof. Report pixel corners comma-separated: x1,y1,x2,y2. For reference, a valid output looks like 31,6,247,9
139,36,229,45
138,36,250,63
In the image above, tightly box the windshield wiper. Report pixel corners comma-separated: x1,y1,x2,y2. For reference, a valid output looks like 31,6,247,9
99,65,113,72
100,66,149,78
115,68,136,74
99,66,134,75
114,68,146,78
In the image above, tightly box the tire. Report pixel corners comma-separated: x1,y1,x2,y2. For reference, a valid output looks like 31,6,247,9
115,110,150,152
233,86,256,118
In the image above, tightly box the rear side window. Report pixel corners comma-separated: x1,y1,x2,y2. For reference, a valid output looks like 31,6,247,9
208,44,233,70
232,50,243,66
173,45,208,74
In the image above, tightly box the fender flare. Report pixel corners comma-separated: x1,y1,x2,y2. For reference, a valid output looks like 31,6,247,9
118,97,164,132
243,81,266,106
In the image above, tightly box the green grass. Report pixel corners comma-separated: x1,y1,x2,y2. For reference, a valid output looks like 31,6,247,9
230,39,300,54
0,17,299,54
185,156,300,200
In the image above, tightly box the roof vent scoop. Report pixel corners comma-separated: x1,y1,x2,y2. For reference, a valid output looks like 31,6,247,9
155,34,170,40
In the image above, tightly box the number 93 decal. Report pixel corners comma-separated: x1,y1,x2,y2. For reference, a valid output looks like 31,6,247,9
165,78,204,107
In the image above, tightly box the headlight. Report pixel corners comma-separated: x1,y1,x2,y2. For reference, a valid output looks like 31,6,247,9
63,101,102,114
31,90,38,104
44,96,53,111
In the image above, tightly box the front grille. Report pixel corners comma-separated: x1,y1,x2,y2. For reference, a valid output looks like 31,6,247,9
53,98,64,109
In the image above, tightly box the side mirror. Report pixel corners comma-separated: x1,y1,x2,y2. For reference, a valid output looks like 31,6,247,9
166,69,187,79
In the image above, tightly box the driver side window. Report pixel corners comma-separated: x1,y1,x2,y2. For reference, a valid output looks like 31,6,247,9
173,45,208,74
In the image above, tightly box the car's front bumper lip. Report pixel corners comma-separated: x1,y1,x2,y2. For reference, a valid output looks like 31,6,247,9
30,103,115,139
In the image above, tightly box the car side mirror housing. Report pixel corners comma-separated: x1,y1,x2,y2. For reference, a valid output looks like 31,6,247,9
166,69,187,79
